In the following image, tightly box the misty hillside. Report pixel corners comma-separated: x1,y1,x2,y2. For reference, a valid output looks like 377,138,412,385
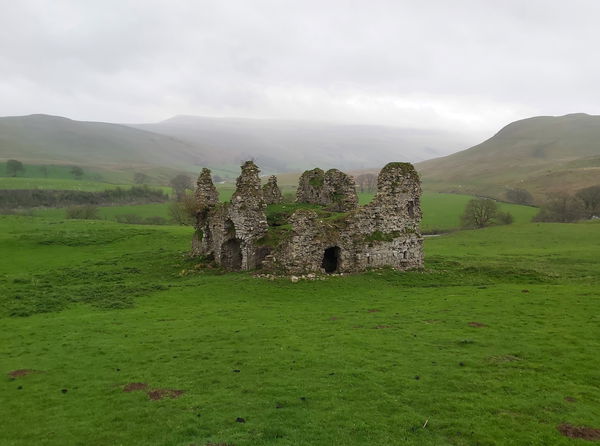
0,114,205,168
131,115,473,172
417,113,600,200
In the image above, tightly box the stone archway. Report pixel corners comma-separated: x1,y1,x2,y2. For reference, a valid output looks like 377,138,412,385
321,246,341,273
221,238,242,270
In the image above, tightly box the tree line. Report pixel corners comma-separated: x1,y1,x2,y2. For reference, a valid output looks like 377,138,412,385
0,186,168,209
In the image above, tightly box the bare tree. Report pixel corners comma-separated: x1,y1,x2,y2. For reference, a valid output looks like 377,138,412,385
576,185,600,217
169,174,193,200
461,198,499,228
134,172,149,184
168,191,197,225
6,159,25,177
533,194,587,222
70,166,84,179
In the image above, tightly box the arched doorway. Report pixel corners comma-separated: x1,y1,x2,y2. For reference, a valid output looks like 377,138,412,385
321,246,341,273
221,238,242,270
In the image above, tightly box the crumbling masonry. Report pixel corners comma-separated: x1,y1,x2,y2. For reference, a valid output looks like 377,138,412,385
191,161,423,274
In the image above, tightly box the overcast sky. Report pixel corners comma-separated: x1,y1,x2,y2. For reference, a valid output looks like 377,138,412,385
1,0,599,139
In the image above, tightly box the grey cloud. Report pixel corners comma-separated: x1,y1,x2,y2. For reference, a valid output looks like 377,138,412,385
0,0,598,138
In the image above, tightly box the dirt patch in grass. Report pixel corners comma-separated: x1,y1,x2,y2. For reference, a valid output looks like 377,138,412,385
374,325,392,329
557,423,600,440
468,321,487,327
8,369,42,378
147,389,185,400
564,396,577,403
123,382,148,392
488,354,521,363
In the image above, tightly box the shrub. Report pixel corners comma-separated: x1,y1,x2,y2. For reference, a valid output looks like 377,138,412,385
169,192,197,225
505,188,534,205
496,211,514,225
282,192,296,204
533,194,587,222
66,205,99,220
6,159,25,177
575,185,600,217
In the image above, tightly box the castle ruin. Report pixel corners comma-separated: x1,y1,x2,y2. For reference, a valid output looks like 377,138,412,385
191,161,423,274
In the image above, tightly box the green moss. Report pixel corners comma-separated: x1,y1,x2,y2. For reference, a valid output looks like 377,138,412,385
308,176,324,187
266,203,322,226
381,162,419,179
256,225,292,248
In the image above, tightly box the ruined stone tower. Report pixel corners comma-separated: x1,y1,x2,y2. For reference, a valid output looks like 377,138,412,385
262,175,283,204
192,161,268,270
192,161,423,273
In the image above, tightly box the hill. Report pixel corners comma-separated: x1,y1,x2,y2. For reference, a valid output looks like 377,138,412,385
131,115,473,173
0,113,476,180
417,113,600,201
0,114,206,169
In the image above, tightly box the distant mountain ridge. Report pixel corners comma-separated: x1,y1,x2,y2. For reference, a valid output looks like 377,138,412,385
0,113,473,176
417,113,600,201
130,115,472,172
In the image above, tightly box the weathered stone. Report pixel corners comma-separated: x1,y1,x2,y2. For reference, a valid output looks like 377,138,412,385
192,161,423,274
296,168,325,204
321,169,358,212
195,168,219,209
295,167,358,212
191,161,268,270
262,175,283,204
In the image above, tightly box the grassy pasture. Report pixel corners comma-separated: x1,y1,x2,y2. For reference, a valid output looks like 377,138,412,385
0,216,598,445
29,192,537,232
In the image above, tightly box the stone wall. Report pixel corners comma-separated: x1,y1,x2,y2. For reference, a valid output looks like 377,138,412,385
192,161,268,270
295,167,358,212
192,161,423,274
262,175,283,205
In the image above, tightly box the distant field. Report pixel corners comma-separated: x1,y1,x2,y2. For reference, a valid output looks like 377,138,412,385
30,191,538,232
0,177,173,195
0,216,598,445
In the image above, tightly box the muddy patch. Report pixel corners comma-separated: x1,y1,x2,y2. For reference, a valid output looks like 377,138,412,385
147,389,185,400
557,423,600,440
468,321,487,327
374,325,392,329
329,316,340,321
488,354,522,363
564,396,577,403
123,382,148,392
8,369,42,378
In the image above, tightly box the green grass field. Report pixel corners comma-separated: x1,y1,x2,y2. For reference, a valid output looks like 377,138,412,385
1,215,598,445
30,192,539,233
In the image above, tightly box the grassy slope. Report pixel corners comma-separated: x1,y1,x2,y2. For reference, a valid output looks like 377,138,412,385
0,114,202,168
417,113,600,201
0,217,598,445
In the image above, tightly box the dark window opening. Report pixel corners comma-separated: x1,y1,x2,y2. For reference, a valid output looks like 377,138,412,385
403,251,408,259
224,219,236,238
321,246,341,273
407,200,415,218
221,238,242,270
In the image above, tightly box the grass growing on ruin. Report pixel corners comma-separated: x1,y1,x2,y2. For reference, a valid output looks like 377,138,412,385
1,215,599,445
